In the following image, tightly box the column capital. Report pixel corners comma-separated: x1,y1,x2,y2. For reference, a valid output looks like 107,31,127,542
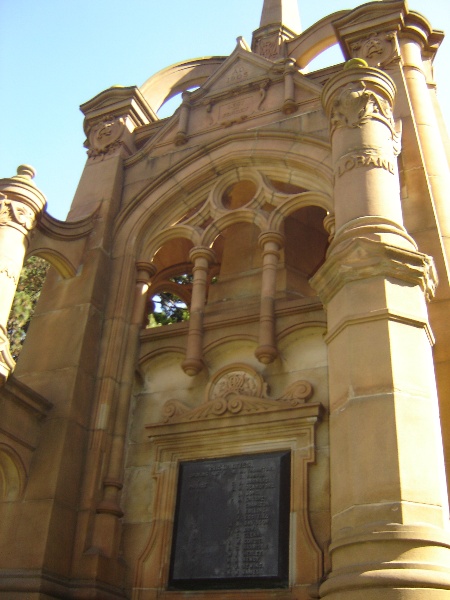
258,231,285,250
189,246,216,265
322,62,396,137
0,165,47,234
136,261,157,283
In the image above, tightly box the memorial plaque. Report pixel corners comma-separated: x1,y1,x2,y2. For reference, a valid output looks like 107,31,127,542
169,451,290,590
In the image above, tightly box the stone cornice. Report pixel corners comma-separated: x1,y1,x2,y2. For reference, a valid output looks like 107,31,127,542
311,237,438,306
0,375,53,418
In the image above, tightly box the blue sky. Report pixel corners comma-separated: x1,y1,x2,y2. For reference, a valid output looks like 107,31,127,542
1,0,449,220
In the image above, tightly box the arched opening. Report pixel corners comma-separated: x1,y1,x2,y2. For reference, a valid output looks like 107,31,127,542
305,42,344,72
147,238,195,328
157,86,200,119
283,205,329,298
208,222,263,306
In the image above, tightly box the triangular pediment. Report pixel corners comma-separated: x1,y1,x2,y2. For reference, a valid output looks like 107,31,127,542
197,38,276,97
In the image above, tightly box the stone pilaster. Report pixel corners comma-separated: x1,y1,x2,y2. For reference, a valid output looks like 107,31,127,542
0,165,46,383
312,62,450,599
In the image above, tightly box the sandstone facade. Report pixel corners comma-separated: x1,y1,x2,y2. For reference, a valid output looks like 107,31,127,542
1,1,450,598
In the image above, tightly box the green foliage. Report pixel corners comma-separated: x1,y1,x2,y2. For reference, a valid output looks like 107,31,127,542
147,292,189,327
7,256,49,359
170,274,193,285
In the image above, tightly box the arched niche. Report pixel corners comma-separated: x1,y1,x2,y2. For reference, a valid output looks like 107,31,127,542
0,445,26,502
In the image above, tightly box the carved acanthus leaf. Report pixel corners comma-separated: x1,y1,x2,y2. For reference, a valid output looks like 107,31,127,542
330,81,394,135
0,197,36,232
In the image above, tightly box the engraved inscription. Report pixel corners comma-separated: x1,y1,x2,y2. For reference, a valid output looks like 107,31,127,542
227,65,250,85
336,152,395,177
219,97,253,125
169,451,290,590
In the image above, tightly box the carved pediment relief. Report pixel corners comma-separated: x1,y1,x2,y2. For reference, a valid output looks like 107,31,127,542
198,39,275,96
161,364,314,424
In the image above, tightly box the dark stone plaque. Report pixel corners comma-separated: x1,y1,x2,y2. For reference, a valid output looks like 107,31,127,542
169,451,290,590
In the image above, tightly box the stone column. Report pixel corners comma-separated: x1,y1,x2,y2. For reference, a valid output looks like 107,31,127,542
255,231,284,364
0,165,46,383
93,261,156,555
182,246,215,376
312,62,450,599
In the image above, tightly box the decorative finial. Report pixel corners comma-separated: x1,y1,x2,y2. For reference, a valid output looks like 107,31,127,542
344,58,369,69
15,165,36,180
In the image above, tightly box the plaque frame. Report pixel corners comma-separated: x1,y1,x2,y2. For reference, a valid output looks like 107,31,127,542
137,400,323,599
168,451,291,590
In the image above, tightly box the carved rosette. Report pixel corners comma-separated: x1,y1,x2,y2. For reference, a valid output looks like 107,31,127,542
350,31,399,69
86,115,130,159
161,364,315,424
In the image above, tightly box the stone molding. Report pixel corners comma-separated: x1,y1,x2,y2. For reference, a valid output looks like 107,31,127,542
160,364,314,424
311,237,438,306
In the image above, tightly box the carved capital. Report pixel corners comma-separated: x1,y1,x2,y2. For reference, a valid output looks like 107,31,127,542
136,261,157,284
258,231,285,251
322,65,396,138
311,237,438,306
0,195,37,234
189,246,216,266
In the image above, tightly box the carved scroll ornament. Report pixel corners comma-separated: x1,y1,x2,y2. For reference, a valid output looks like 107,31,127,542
161,364,314,423
86,115,128,158
330,81,395,136
0,195,36,233
350,31,399,68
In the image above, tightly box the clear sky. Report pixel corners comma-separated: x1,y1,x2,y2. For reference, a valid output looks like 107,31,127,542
1,0,449,220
